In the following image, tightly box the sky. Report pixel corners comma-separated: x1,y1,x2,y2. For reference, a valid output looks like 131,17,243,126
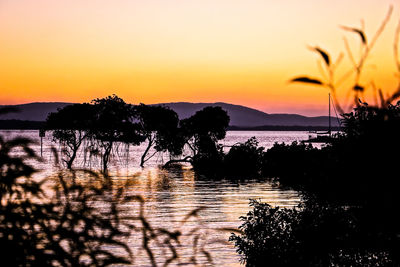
0,0,398,116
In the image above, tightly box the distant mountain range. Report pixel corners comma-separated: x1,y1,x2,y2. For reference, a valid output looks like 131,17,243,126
0,102,340,127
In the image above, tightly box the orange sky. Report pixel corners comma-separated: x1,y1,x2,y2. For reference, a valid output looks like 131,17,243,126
0,0,398,115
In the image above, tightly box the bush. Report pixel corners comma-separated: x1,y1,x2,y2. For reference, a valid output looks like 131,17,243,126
260,103,400,208
224,137,264,178
232,103,400,266
261,141,319,184
230,199,398,267
192,141,225,177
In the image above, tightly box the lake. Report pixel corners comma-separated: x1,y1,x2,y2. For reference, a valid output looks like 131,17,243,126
1,130,309,266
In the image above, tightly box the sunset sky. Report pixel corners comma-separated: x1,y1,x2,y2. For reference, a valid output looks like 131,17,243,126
0,0,398,115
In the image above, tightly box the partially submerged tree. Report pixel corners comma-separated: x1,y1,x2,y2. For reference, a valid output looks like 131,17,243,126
46,103,95,169
134,104,181,167
89,95,143,173
163,106,230,170
180,106,230,156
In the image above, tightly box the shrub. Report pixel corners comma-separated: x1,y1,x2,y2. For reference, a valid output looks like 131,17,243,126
224,137,264,178
230,199,398,267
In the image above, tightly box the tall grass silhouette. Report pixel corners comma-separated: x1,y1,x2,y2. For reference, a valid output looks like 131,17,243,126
291,6,400,113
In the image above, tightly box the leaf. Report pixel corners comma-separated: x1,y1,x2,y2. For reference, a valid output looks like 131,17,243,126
290,77,324,85
358,98,368,106
340,26,367,45
310,46,330,66
353,84,364,92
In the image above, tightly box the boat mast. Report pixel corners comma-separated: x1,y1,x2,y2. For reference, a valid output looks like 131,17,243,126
328,93,331,137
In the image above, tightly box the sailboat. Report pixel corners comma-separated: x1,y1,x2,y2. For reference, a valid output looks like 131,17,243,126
305,93,337,143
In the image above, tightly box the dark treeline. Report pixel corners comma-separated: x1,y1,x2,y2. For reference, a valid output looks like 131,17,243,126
43,94,341,179
46,94,337,179
45,95,230,172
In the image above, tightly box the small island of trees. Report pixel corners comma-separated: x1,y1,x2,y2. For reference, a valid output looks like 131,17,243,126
46,95,231,174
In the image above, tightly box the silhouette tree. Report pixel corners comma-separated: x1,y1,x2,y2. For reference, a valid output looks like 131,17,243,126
163,106,229,170
46,103,95,169
180,106,230,156
89,95,143,173
134,104,181,167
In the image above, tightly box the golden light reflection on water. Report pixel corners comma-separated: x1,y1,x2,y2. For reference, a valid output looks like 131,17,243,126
43,166,300,265
3,130,302,265
104,167,300,266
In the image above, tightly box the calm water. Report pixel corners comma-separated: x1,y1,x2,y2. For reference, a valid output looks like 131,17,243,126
1,130,308,266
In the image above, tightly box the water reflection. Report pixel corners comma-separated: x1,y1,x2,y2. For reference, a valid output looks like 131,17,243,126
105,166,300,266
1,130,302,266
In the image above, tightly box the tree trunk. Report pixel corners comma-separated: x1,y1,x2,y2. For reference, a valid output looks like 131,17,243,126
140,137,153,167
66,148,77,169
102,143,112,174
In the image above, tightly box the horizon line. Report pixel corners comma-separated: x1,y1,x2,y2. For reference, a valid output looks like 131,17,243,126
0,100,335,118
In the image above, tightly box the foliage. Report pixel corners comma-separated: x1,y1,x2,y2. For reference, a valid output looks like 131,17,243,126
87,95,144,172
46,96,233,173
47,103,96,169
180,106,230,156
230,199,398,267
133,104,182,167
163,106,230,171
259,101,400,208
341,101,400,139
261,141,321,188
224,137,264,178
191,143,225,177
231,9,400,264
232,99,400,266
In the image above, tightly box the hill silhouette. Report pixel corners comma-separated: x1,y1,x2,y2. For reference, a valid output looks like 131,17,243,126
158,102,339,127
0,102,339,127
0,102,72,121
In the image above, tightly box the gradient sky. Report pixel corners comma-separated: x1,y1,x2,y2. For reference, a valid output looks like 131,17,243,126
0,0,398,115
